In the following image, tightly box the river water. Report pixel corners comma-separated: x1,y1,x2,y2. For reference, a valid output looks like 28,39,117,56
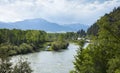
12,43,79,73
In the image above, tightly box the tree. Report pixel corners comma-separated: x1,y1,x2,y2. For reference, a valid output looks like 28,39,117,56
13,60,32,73
87,23,99,36
77,29,86,37
71,40,95,73
71,7,120,73
0,44,32,73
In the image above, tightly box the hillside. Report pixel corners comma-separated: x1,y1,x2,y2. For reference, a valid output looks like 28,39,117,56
87,7,120,36
72,7,120,73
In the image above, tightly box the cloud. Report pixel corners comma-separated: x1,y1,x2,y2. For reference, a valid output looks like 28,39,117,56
0,0,120,25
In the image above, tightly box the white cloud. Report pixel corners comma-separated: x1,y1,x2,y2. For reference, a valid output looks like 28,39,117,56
0,0,120,25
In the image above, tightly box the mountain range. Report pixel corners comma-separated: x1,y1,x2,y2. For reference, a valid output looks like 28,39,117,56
0,18,89,32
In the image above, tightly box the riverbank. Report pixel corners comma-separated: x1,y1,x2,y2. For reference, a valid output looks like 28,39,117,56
11,43,79,73
0,41,69,56
0,42,46,56
0,29,78,56
70,39,90,49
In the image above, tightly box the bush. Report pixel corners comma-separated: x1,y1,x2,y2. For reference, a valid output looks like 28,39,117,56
0,43,35,56
19,43,34,54
49,41,69,51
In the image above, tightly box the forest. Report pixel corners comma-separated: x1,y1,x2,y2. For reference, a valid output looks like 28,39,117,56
0,29,83,56
71,7,120,73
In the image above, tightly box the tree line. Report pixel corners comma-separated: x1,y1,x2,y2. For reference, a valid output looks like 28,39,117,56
0,29,84,55
0,29,47,56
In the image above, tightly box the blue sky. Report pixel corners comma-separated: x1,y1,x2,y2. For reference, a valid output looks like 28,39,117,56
0,0,120,25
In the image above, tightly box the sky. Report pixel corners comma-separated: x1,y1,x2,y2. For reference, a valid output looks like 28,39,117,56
0,0,120,25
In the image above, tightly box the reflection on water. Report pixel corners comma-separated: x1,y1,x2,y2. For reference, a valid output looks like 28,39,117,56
12,43,79,73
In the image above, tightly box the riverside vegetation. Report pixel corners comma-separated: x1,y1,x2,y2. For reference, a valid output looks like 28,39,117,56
0,47,32,73
71,7,120,73
0,29,78,56
0,29,79,73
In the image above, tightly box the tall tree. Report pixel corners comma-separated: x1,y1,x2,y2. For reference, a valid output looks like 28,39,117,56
77,29,86,37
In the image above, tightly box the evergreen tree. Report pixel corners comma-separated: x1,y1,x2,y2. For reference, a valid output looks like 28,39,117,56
77,29,86,37
87,23,99,36
71,7,120,73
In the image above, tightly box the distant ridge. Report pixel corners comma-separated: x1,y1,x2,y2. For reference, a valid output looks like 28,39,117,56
0,18,89,32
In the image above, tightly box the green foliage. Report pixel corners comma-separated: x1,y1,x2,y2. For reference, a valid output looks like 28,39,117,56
65,32,78,40
72,7,120,73
77,40,86,48
0,48,32,73
47,32,78,42
107,56,120,73
0,43,35,56
87,23,99,36
0,57,32,73
19,43,34,54
13,60,32,73
0,29,47,45
0,29,47,55
0,58,12,73
48,33,69,51
71,40,95,73
0,28,78,55
49,41,69,51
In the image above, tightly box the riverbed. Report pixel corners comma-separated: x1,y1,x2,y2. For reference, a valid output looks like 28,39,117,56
12,43,79,73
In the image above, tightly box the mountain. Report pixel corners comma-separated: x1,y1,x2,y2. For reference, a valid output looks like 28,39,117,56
0,18,89,32
64,24,89,31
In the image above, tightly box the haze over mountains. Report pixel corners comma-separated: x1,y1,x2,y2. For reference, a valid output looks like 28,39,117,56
0,18,89,32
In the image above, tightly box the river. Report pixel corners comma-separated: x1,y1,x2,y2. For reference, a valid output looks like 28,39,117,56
11,43,79,73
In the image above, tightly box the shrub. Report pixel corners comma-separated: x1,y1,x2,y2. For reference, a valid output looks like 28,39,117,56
50,41,69,51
